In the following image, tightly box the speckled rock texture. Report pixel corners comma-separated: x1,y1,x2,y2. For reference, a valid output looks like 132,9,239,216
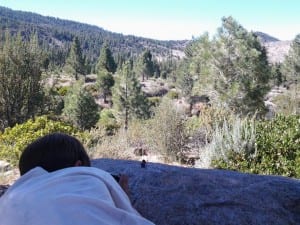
92,158,300,225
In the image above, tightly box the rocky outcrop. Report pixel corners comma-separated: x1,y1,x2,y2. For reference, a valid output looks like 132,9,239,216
92,159,300,225
141,79,169,97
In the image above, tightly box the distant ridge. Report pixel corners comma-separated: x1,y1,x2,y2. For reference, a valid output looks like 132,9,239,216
254,32,291,63
0,6,291,64
0,6,187,65
254,31,280,43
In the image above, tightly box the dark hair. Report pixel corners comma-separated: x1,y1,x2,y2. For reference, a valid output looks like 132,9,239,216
19,133,91,175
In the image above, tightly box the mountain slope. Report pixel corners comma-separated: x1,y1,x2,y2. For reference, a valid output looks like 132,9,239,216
0,6,187,65
0,7,292,65
254,31,280,43
255,31,291,63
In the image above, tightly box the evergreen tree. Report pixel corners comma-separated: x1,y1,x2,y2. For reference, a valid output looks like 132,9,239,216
65,37,85,80
0,32,43,128
182,32,215,94
63,83,99,130
112,61,150,129
272,63,283,86
186,17,271,115
214,17,271,115
137,50,154,81
96,43,117,73
97,69,115,103
95,44,116,103
281,34,300,82
177,63,194,97
75,89,100,130
62,83,80,122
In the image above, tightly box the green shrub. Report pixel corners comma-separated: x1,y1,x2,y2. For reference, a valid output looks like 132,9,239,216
148,97,161,107
199,115,256,168
254,114,300,177
145,98,187,162
0,116,83,166
213,115,300,178
98,109,120,135
166,90,179,99
272,83,300,115
57,86,69,96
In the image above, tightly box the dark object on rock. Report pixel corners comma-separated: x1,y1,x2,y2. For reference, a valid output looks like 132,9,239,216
141,160,146,168
92,158,300,225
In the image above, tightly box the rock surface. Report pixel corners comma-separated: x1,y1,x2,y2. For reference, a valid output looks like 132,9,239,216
92,158,300,225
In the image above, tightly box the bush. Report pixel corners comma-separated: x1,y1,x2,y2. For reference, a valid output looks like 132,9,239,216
272,83,300,115
98,109,120,135
198,115,256,168
145,98,187,162
148,97,161,108
213,115,300,178
57,86,69,96
166,90,179,99
0,116,83,166
254,114,300,177
89,128,138,160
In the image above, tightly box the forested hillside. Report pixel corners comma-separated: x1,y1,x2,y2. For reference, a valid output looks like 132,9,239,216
0,7,299,179
0,6,187,71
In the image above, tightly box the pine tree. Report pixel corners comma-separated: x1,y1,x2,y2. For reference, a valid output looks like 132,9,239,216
112,61,150,129
97,69,115,103
182,32,216,94
96,43,117,73
187,17,271,115
95,43,116,103
75,89,100,130
281,34,300,82
66,37,85,80
63,83,99,130
272,63,283,86
177,63,194,97
0,32,43,128
137,50,154,81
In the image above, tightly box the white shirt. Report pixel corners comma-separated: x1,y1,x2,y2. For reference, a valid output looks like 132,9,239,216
0,167,155,225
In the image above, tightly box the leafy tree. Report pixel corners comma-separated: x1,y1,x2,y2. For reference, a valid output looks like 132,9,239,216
112,61,150,129
0,32,43,129
96,43,117,73
63,83,99,130
65,37,85,80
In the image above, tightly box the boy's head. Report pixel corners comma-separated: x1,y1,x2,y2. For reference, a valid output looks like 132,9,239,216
19,133,91,175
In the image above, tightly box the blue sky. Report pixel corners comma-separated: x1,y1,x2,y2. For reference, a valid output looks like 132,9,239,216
0,0,299,40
